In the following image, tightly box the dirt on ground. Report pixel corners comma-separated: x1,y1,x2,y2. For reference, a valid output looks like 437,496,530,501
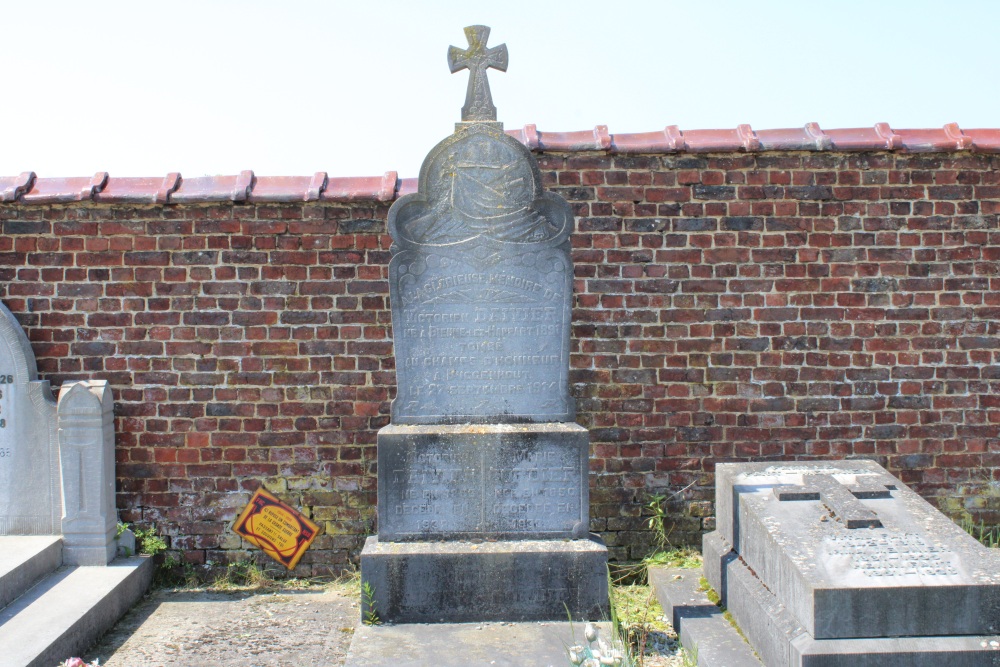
80,577,684,667
83,581,358,667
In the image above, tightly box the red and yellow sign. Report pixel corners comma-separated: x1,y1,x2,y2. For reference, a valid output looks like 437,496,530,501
233,488,320,570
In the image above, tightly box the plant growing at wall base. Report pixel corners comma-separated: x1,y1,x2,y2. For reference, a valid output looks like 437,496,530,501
213,560,270,589
960,514,1000,548
361,580,380,626
646,493,669,551
133,525,168,556
642,547,701,570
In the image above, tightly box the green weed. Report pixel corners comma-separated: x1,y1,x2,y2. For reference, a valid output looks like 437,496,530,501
643,547,702,570
213,560,271,589
132,525,168,557
959,514,1000,548
646,493,670,551
361,580,380,626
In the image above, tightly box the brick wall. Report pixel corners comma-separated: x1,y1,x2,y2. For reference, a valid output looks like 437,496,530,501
1,149,998,568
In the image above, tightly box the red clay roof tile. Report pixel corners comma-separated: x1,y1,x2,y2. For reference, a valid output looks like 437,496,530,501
610,126,684,153
894,128,959,153
319,172,398,202
756,124,831,151
506,124,540,149
964,129,1000,153
398,178,419,196
0,172,36,202
683,128,752,153
249,176,315,203
824,126,895,151
170,175,241,203
536,125,611,151
90,173,181,204
1,124,992,204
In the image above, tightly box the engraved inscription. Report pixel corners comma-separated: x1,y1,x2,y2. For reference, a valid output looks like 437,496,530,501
825,533,959,577
0,381,9,461
390,255,572,422
378,436,586,540
407,567,569,608
744,465,873,478
0,371,12,465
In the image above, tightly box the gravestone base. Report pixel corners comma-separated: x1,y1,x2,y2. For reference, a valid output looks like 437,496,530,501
360,536,608,623
703,531,1000,666
62,528,118,566
377,423,590,541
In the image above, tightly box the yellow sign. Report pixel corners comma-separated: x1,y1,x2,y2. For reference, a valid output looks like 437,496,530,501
233,488,320,570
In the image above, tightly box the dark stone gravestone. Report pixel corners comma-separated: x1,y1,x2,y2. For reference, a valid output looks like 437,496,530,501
360,25,608,623
704,460,1000,666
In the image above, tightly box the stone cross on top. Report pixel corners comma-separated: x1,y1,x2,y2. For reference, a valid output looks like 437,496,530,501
773,474,896,529
448,25,508,122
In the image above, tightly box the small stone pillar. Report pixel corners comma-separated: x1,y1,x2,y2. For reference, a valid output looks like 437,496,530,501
58,380,117,565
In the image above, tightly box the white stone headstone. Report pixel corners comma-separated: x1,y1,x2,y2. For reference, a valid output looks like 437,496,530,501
0,302,60,535
0,300,119,565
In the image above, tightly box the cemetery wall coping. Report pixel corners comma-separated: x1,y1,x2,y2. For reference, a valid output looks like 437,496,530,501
1,124,998,206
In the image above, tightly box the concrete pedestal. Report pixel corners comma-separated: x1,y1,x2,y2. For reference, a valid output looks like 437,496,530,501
360,536,608,623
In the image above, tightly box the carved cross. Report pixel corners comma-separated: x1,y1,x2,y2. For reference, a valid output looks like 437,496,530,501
448,25,509,122
773,474,896,529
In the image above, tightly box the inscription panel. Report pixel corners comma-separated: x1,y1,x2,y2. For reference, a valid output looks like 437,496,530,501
824,532,960,578
390,252,572,424
377,424,589,541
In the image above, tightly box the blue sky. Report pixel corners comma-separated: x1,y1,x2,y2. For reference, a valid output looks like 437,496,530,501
2,0,997,178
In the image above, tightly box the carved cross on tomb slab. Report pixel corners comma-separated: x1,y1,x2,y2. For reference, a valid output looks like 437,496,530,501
773,474,896,529
448,25,508,122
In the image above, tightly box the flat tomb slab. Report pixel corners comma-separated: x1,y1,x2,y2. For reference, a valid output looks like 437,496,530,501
714,461,1000,639
377,423,589,541
703,531,1000,667
359,536,608,623
345,620,612,667
0,535,62,609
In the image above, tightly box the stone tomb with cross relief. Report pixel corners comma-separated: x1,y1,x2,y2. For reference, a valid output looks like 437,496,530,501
704,460,1000,666
359,25,607,624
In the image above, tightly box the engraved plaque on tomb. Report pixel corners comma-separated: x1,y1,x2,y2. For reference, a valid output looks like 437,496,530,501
387,47,575,425
377,423,589,541
0,302,60,535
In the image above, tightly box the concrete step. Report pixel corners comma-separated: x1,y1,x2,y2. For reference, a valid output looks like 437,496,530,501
648,565,762,667
0,556,153,667
345,620,613,667
0,536,63,610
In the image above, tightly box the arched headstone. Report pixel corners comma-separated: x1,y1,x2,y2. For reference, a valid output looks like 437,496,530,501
0,301,60,535
0,299,119,565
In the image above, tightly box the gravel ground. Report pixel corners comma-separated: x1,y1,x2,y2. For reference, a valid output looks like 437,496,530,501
83,582,358,667
79,578,685,666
